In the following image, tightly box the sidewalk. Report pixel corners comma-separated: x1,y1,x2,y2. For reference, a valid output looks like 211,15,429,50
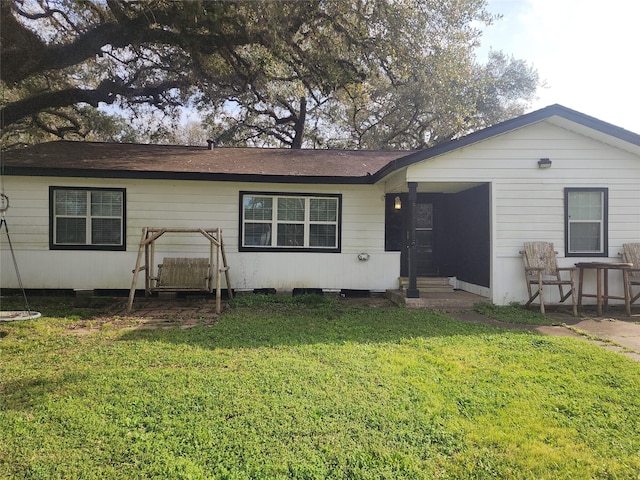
546,311,640,361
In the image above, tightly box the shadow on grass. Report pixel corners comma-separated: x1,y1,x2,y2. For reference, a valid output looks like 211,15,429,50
0,371,89,413
0,294,123,320
116,298,536,350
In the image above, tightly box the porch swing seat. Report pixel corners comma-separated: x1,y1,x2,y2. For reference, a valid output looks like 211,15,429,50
155,257,211,291
520,241,578,316
127,227,233,314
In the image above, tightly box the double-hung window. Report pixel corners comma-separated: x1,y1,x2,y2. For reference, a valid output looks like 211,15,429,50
50,187,126,250
240,192,341,252
565,187,608,256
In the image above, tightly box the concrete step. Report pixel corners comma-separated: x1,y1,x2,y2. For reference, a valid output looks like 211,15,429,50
398,277,454,293
386,289,487,310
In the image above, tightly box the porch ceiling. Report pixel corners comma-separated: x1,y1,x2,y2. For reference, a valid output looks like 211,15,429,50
415,182,485,193
385,180,485,194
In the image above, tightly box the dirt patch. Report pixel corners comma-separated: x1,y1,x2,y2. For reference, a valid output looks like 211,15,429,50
67,313,221,335
59,296,216,335
336,294,396,308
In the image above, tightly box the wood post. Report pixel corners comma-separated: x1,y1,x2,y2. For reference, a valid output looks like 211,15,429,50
220,232,233,300
215,228,222,314
127,228,148,312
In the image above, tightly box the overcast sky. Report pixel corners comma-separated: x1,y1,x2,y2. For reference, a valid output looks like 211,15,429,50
480,0,640,134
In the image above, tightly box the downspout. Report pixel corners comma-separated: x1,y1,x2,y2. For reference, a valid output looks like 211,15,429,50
406,182,419,298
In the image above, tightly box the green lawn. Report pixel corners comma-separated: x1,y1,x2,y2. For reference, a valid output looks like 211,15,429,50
1,295,639,479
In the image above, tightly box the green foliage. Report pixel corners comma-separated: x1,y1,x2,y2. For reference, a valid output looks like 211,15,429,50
204,1,539,149
2,0,538,149
2,303,638,479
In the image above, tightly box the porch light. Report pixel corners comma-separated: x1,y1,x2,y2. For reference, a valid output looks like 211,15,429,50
538,158,552,169
394,196,402,209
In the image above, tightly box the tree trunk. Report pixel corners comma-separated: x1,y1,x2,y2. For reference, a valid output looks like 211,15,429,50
291,97,306,149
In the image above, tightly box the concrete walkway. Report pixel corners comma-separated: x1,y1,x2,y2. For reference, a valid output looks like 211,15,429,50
547,312,640,361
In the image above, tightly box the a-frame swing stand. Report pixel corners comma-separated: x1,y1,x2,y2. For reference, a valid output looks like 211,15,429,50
127,227,233,314
0,193,41,321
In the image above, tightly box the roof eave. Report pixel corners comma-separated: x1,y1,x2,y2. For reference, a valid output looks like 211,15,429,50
3,167,375,184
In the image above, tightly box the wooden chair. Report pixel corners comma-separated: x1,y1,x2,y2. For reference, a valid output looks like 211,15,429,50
520,242,578,316
622,243,640,306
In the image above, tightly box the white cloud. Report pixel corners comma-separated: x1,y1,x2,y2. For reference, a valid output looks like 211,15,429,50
481,0,640,133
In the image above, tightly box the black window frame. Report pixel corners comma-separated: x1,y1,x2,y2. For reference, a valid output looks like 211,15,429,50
49,186,126,251
239,191,342,253
564,187,608,257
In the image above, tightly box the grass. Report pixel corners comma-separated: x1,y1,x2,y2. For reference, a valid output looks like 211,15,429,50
1,295,639,479
473,301,564,325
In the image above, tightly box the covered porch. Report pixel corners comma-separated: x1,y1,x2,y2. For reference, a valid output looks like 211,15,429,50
383,179,492,302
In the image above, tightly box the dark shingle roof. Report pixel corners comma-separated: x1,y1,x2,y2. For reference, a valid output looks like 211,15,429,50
1,141,412,184
3,104,638,184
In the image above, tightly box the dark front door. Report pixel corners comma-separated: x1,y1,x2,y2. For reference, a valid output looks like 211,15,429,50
386,194,439,277
415,201,435,276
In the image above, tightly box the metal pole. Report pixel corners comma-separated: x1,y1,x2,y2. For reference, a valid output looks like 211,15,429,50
0,215,33,314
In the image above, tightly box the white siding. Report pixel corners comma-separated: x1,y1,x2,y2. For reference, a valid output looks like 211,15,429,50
0,177,400,291
405,121,640,305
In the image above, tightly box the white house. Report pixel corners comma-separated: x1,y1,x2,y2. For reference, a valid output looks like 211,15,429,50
1,104,639,307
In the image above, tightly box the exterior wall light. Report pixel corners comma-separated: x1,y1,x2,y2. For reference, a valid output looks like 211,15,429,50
538,158,552,169
394,195,402,209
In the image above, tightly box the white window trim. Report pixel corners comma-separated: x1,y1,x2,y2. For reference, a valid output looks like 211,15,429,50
240,193,341,252
50,187,125,250
565,187,608,257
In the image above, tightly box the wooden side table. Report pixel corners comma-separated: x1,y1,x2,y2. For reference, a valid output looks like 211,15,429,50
574,262,633,316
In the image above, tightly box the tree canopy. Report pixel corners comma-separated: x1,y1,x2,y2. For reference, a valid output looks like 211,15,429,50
1,0,538,149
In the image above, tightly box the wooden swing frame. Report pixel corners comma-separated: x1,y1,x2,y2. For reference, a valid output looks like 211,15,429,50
127,227,232,314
